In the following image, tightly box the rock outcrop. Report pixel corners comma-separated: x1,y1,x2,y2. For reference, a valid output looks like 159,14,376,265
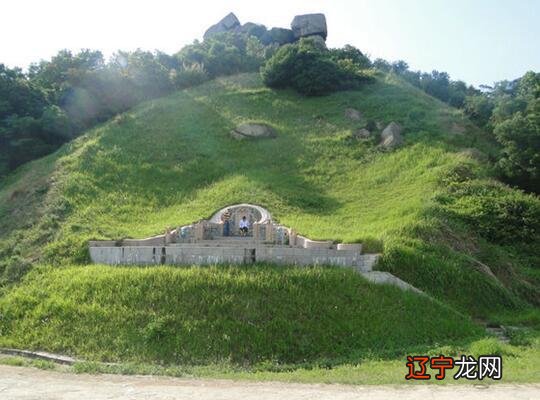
231,123,277,140
353,128,371,139
203,12,328,44
262,27,295,45
380,122,404,149
237,22,267,37
344,108,362,121
291,13,327,40
204,12,241,39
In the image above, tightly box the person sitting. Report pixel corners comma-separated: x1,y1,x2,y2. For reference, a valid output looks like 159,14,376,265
239,216,250,237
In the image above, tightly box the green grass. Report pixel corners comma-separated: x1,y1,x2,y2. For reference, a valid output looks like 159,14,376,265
0,264,481,364
0,355,59,371
2,337,539,384
0,72,538,370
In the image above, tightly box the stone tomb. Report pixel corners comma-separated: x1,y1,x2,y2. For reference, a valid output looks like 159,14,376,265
89,204,379,271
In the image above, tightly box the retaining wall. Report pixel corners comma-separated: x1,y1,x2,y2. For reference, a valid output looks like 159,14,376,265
89,245,379,271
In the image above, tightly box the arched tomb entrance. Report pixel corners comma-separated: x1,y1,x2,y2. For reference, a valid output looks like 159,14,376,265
209,203,271,237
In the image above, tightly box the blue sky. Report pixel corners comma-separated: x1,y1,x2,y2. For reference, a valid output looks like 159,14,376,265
2,0,538,87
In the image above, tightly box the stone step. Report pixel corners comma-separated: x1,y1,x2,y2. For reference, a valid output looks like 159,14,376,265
486,327,511,343
172,241,274,248
198,239,266,246
171,237,270,248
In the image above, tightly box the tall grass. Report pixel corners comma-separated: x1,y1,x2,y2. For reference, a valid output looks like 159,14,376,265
0,264,481,364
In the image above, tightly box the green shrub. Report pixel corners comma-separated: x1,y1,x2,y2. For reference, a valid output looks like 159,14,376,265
1,256,33,284
177,33,266,78
438,179,540,244
171,64,209,89
261,39,371,96
507,328,533,346
329,45,371,69
469,338,513,357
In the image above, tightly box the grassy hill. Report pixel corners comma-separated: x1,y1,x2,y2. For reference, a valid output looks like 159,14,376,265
0,265,480,364
0,72,538,367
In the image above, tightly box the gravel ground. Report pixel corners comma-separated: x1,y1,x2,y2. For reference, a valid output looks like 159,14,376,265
0,365,539,400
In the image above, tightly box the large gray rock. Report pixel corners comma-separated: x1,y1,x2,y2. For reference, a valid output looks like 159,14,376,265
291,13,327,40
261,27,295,45
353,128,371,139
236,22,267,38
344,108,362,121
204,12,240,39
231,123,277,140
380,122,404,149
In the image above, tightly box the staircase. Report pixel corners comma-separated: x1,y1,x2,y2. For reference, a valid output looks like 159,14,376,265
172,237,273,248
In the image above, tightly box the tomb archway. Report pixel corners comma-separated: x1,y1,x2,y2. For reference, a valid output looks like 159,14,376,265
209,203,272,237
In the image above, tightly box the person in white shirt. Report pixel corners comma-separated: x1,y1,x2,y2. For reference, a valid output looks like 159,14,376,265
239,216,250,236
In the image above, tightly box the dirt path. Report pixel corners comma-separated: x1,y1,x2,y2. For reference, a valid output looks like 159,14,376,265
0,365,539,400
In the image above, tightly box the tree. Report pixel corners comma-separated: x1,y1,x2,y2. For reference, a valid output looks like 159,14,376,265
373,58,391,72
391,60,409,74
494,111,540,193
448,80,468,108
28,49,105,103
420,70,450,103
464,94,494,127
0,64,48,119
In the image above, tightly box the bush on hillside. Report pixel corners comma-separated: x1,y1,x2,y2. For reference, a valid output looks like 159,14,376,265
0,256,33,285
329,44,371,69
438,179,540,244
494,109,540,194
261,39,372,96
170,63,209,89
177,33,267,78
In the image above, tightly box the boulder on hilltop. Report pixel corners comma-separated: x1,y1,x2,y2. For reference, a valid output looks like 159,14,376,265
203,12,328,44
262,27,295,45
204,12,241,39
291,13,327,40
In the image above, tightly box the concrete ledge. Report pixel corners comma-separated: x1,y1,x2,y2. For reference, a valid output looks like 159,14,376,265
122,237,165,246
301,238,333,249
88,240,118,247
0,348,78,365
337,243,362,253
360,271,424,295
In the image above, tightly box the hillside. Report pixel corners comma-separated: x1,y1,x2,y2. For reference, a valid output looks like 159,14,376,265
0,265,480,364
0,72,539,366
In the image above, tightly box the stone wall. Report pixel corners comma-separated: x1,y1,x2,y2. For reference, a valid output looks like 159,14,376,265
89,244,380,271
88,204,381,272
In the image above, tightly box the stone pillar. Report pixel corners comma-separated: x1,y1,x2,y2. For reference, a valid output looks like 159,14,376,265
289,228,297,247
265,222,275,243
194,222,204,241
165,228,173,244
253,223,260,240
220,222,225,236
